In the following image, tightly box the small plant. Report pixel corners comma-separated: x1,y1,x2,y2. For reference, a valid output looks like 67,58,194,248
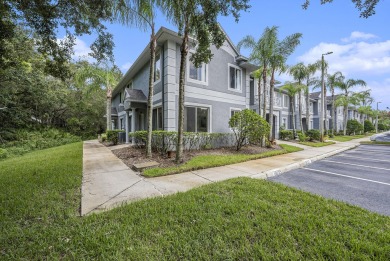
298,132,307,142
229,109,270,151
106,130,123,145
0,148,8,159
279,130,294,140
364,120,375,133
346,119,363,135
306,129,320,141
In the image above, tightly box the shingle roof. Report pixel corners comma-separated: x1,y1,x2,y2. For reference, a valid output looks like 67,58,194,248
125,89,147,102
309,91,321,100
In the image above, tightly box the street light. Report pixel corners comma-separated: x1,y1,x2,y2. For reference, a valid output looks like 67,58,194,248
320,51,333,142
376,101,382,133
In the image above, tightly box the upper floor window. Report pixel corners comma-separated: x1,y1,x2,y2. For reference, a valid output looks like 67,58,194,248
228,64,242,91
284,95,289,108
188,60,207,83
154,54,161,83
230,108,241,118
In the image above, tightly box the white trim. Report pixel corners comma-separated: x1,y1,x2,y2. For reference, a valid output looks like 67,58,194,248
184,102,212,133
185,85,246,106
227,63,242,93
187,54,208,85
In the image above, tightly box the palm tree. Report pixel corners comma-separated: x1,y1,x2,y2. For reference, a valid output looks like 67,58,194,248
289,63,306,131
334,76,366,135
355,89,373,132
280,82,302,138
268,31,302,141
114,0,158,157
75,61,122,131
237,26,278,119
326,71,343,135
303,63,319,131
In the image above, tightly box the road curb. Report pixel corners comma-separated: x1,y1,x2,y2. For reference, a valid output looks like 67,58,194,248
251,143,360,180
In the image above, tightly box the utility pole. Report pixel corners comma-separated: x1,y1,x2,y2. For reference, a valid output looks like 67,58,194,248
320,51,333,142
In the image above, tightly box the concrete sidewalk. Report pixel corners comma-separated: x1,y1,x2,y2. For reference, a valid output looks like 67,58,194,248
81,137,370,215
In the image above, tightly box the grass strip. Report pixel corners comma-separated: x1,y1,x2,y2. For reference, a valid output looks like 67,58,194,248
331,135,366,142
299,141,336,147
143,144,302,177
1,145,389,260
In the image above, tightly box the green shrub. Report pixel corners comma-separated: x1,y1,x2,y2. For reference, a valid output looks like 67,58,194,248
306,129,320,141
377,123,388,131
364,120,375,133
279,130,294,140
229,109,270,151
0,148,8,159
346,119,363,135
106,130,123,145
298,132,307,142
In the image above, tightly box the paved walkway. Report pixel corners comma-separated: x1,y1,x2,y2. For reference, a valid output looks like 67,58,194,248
81,137,370,215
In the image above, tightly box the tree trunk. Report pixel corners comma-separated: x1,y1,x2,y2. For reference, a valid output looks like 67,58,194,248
106,87,112,131
146,27,156,158
258,77,262,116
291,96,296,138
305,80,310,131
324,87,327,134
331,88,336,135
298,90,303,131
269,70,275,141
262,66,267,119
343,104,348,135
176,25,189,163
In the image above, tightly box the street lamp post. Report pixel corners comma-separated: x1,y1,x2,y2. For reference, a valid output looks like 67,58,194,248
376,101,381,133
320,51,333,142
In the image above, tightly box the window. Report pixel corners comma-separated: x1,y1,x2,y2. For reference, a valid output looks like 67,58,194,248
120,88,126,103
120,118,124,130
152,107,163,130
229,65,242,90
284,95,289,108
188,59,207,83
282,118,287,128
310,120,313,129
184,107,209,132
230,108,241,118
154,55,161,82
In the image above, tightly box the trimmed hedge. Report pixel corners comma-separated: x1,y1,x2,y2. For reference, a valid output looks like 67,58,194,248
306,129,320,141
364,120,375,133
347,119,363,135
106,130,124,145
129,131,235,155
279,130,294,140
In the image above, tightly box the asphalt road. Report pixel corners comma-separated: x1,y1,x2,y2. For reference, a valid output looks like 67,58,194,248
270,144,390,216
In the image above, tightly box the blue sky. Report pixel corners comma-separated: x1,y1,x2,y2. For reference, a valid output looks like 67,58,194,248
72,0,390,110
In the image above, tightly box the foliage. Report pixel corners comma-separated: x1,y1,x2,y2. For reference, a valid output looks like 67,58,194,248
364,120,375,133
306,129,321,141
331,135,366,142
130,131,235,154
0,148,8,159
2,145,389,259
144,144,302,177
229,109,270,151
1,0,116,77
298,132,307,142
301,0,381,18
378,123,389,131
0,129,81,159
346,119,364,135
279,130,294,140
106,130,124,145
159,0,250,162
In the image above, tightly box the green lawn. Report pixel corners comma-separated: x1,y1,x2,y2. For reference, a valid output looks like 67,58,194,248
1,143,389,260
143,144,302,177
331,134,367,142
299,141,336,147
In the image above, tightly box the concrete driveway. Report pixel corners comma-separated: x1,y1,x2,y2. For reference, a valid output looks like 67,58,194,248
270,144,390,216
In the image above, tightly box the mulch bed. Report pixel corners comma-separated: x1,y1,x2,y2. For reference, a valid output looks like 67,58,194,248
112,144,282,169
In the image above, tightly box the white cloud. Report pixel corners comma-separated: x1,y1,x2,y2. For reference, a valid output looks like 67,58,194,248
366,78,390,109
121,62,133,72
297,39,390,76
57,36,93,61
341,31,378,43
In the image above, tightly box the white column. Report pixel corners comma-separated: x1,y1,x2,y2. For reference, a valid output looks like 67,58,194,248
125,110,129,144
131,108,136,145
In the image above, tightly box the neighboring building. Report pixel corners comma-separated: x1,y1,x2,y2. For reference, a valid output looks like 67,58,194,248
110,26,370,141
